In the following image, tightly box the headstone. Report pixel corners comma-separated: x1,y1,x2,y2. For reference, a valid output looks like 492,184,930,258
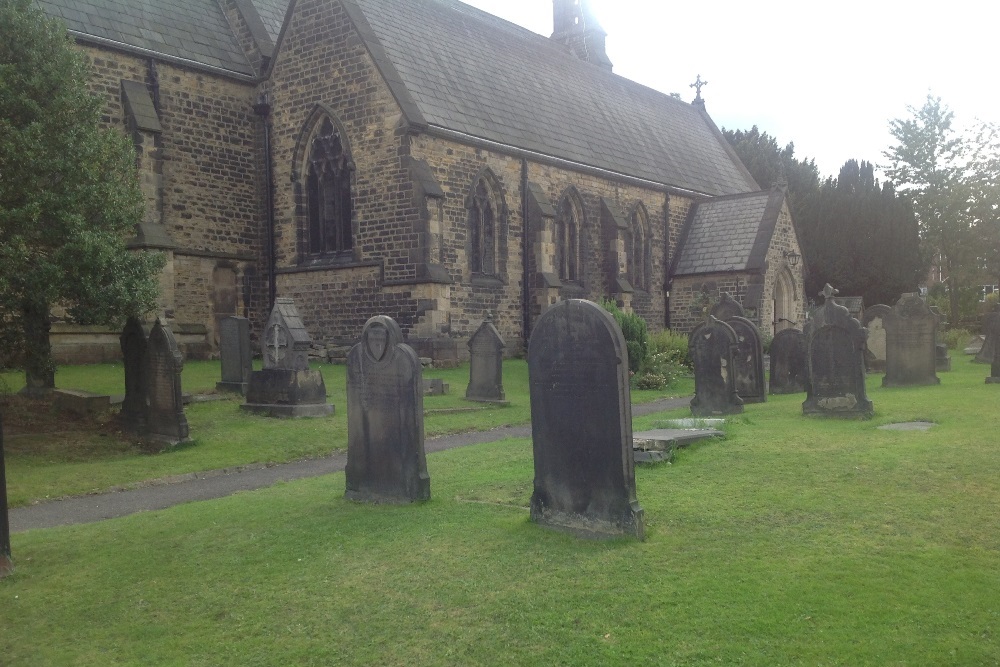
144,319,191,445
882,293,939,387
965,336,985,355
242,298,334,417
689,315,744,416
422,378,449,396
527,299,644,540
833,296,865,323
1,411,12,578
710,292,745,321
975,306,999,364
726,316,766,403
346,315,430,503
768,328,807,394
465,317,507,404
861,304,891,372
928,305,951,371
986,310,1000,384
803,285,873,417
119,316,148,432
216,316,252,394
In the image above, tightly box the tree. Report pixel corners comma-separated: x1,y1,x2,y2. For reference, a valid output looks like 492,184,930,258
721,126,821,215
0,0,164,392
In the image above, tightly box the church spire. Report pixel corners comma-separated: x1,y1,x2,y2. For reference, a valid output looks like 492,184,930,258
551,0,613,72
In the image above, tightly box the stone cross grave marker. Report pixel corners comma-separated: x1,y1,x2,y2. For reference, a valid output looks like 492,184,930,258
527,299,644,540
882,293,939,387
346,315,430,503
727,315,766,403
689,315,744,416
768,328,807,394
216,316,252,394
861,304,891,373
1,410,12,578
986,310,1000,384
803,284,873,417
710,292,745,321
145,319,191,445
465,316,507,404
119,316,148,432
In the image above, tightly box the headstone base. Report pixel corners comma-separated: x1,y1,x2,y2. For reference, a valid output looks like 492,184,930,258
344,483,429,505
242,369,334,418
241,402,334,417
463,397,510,406
422,378,449,396
986,377,1000,384
529,500,644,540
215,381,248,395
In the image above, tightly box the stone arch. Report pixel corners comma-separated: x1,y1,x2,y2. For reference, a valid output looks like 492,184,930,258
464,167,508,279
628,201,651,291
773,266,798,333
555,186,586,283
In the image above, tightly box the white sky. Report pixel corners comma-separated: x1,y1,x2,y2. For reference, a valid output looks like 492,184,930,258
459,0,1000,180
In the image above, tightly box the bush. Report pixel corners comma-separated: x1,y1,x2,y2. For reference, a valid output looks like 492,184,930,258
943,327,974,351
648,329,692,370
600,299,649,375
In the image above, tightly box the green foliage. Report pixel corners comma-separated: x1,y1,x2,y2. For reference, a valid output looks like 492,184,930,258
927,282,982,329
0,0,164,381
941,327,973,351
599,298,649,375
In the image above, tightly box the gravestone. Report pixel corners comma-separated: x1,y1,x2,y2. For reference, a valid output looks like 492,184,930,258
242,298,334,417
527,299,644,540
986,310,1000,384
346,315,430,503
975,305,999,364
726,316,766,403
882,293,939,387
710,292,745,321
928,305,951,371
465,316,507,404
803,285,873,417
861,304,891,372
768,328,807,394
144,319,191,445
965,336,985,355
688,315,744,416
216,316,252,394
1,411,11,578
119,316,148,432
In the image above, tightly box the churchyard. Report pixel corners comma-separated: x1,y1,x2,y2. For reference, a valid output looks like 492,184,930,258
2,339,1000,664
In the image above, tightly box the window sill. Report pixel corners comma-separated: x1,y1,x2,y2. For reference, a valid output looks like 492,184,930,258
470,273,505,288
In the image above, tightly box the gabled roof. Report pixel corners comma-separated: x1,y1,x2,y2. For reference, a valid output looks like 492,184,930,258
672,189,786,276
341,0,758,196
249,0,288,44
36,0,255,77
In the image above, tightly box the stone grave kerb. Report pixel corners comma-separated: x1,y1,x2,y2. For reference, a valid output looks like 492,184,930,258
263,297,311,371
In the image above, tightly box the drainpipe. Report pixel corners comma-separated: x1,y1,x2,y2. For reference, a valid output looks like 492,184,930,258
253,93,276,311
520,158,531,349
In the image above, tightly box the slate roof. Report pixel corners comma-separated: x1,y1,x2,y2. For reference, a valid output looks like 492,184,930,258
35,0,255,77
673,189,785,276
345,0,758,196
249,0,288,43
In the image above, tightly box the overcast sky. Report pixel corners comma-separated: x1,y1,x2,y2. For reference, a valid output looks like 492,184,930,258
460,0,999,180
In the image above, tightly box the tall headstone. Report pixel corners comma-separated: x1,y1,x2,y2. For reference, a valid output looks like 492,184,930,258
769,328,807,394
689,315,744,416
710,292,745,321
527,299,644,540
465,316,507,404
242,298,334,417
928,305,951,371
119,316,148,432
803,285,873,417
882,293,939,387
346,315,430,503
976,305,999,364
726,316,766,403
216,316,253,394
986,310,1000,384
145,319,191,445
1,411,12,578
861,304,891,373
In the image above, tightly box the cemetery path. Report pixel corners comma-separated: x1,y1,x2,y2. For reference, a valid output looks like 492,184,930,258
8,396,690,533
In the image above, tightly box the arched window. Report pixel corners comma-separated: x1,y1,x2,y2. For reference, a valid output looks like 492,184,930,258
468,177,497,275
306,118,353,256
556,191,581,282
629,205,650,291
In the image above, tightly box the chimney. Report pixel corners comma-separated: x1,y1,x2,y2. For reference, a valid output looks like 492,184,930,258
551,0,613,72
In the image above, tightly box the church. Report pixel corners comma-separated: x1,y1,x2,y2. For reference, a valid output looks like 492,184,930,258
37,0,805,364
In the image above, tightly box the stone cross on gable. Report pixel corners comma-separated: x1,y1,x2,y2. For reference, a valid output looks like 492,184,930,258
820,283,839,303
690,74,708,100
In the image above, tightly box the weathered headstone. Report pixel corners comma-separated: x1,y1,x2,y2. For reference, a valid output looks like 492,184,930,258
927,305,951,371
119,316,148,432
688,315,744,416
242,298,334,417
1,411,12,578
803,285,873,417
465,316,507,404
965,336,985,355
710,292,745,321
527,299,644,540
975,305,999,364
216,316,253,394
726,316,766,403
346,315,430,503
861,304,891,373
145,319,191,445
986,310,1000,384
768,328,807,394
882,293,939,387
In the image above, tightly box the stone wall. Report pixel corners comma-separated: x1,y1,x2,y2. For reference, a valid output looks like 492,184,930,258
670,274,752,334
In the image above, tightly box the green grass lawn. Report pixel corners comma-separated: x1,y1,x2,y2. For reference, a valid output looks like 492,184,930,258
2,355,1000,664
0,359,691,506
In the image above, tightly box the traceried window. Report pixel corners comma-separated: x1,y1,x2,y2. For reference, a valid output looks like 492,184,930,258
629,205,650,291
468,177,497,275
306,118,353,256
555,193,580,282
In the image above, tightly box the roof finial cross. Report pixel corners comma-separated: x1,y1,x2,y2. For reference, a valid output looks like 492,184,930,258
690,74,708,101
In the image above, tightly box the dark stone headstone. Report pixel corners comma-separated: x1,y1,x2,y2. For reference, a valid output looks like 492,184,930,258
466,317,507,403
710,292,745,321
1,411,12,578
986,310,1000,383
216,316,252,394
861,304,891,372
928,305,951,371
689,315,744,417
803,285,873,417
145,319,191,445
527,299,644,540
119,316,148,432
726,316,766,403
882,293,939,387
346,316,430,503
242,298,334,417
768,328,807,394
976,306,999,364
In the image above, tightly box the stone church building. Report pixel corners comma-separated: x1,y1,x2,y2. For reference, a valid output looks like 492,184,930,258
37,0,805,364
